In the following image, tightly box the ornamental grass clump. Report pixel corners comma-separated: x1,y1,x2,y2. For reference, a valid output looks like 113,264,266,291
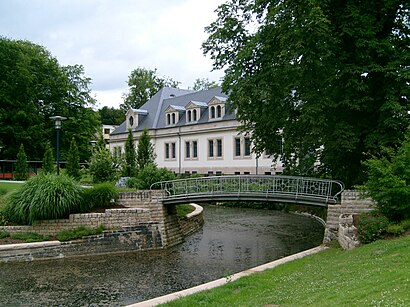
4,174,82,225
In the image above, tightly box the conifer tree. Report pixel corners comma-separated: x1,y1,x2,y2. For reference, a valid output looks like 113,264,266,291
136,129,155,171
124,129,136,176
42,142,54,174
15,144,28,181
66,137,81,180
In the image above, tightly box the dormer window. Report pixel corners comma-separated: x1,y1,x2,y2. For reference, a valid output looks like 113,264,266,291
165,105,185,126
126,108,148,130
185,100,206,124
208,96,226,120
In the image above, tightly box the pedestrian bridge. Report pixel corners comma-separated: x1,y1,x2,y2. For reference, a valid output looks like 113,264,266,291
151,175,344,207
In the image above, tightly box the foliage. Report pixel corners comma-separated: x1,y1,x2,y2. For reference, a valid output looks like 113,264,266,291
98,106,124,125
120,67,180,112
356,212,389,244
386,224,405,236
3,174,82,225
360,132,410,221
124,129,136,176
176,204,195,218
81,183,118,211
136,129,155,171
55,225,105,242
192,78,219,91
10,232,49,243
163,236,410,306
203,1,410,187
126,164,176,190
88,147,117,183
0,37,100,162
0,231,9,239
66,137,81,180
14,144,28,181
42,142,54,174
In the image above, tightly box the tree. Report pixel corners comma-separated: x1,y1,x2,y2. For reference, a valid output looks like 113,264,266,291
203,1,410,187
14,144,28,181
66,137,81,180
88,147,117,183
120,67,180,112
124,129,136,176
98,106,124,125
42,142,54,174
136,129,155,171
0,37,100,162
192,78,219,91
360,131,410,221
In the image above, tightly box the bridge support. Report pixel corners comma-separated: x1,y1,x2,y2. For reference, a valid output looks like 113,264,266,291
324,190,374,245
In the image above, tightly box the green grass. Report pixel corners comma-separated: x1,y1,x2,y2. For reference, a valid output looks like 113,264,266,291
162,236,410,306
55,225,105,241
176,204,195,218
0,181,23,195
10,232,50,242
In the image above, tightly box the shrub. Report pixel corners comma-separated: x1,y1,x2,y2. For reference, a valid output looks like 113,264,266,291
88,147,117,183
81,183,119,211
357,212,389,244
399,219,410,231
0,231,9,239
386,224,405,236
56,225,105,241
14,144,28,181
127,164,176,190
3,174,83,225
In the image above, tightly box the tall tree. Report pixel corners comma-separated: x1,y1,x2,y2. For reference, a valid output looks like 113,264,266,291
203,0,409,187
0,37,100,162
120,67,180,112
136,129,155,171
192,78,219,91
42,142,54,174
98,106,124,125
124,129,136,177
15,144,28,181
66,137,81,180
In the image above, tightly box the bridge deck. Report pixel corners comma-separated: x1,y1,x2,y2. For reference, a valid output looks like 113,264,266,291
151,175,344,207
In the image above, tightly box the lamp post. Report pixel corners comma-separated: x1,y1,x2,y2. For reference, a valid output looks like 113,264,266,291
50,116,67,175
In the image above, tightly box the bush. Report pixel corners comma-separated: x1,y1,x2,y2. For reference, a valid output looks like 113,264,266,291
89,148,117,183
126,164,176,190
3,174,83,225
81,183,118,211
56,225,105,241
386,224,405,236
0,231,9,239
399,219,410,231
357,212,389,244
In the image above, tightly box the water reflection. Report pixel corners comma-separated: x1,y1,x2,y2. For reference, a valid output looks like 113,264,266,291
0,205,324,306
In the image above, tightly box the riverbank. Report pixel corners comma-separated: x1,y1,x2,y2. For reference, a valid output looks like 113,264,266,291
158,235,410,306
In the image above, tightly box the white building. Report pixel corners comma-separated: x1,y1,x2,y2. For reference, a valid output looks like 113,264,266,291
109,87,283,175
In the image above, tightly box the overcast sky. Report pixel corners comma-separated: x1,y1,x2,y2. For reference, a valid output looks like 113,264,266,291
0,0,226,109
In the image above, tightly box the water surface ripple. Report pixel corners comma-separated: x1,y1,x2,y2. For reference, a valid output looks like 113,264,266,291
0,205,324,306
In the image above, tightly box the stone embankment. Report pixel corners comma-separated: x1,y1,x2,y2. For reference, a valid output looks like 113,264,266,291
0,191,204,262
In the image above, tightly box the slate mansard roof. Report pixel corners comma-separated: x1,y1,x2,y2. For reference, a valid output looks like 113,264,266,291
112,87,232,135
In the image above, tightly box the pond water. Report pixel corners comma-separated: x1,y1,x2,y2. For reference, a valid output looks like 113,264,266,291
0,205,324,306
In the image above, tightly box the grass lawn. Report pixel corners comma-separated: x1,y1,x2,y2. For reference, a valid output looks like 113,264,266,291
162,236,410,306
0,181,23,194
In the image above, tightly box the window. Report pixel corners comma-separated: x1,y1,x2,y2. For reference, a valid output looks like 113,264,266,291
165,142,176,160
193,109,197,121
208,138,223,159
185,141,190,159
217,139,223,157
234,138,241,157
104,128,110,135
244,137,251,156
210,106,215,119
217,105,222,118
187,110,192,122
172,113,176,124
193,141,198,158
166,114,171,125
185,140,198,160
208,139,214,158
129,116,134,127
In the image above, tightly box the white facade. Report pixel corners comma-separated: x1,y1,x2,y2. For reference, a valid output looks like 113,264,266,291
109,87,283,175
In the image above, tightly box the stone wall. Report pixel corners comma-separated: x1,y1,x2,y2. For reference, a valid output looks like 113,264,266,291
179,204,204,237
324,190,374,244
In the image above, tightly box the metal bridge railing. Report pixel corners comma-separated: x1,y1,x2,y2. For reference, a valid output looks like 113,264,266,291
151,175,345,205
